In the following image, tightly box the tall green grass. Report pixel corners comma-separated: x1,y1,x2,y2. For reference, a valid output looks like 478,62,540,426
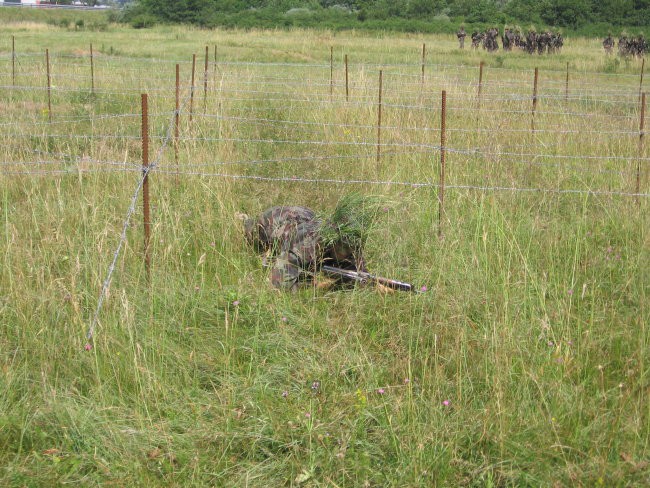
0,21,648,487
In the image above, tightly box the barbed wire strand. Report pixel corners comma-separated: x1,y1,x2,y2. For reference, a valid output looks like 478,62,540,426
148,167,650,197
85,93,191,346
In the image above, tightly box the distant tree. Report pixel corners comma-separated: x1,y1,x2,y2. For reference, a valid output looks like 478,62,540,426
541,0,591,28
466,0,500,22
407,0,435,17
503,0,544,24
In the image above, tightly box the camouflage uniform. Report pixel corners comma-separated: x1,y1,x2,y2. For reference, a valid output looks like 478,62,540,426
603,35,614,54
457,27,466,49
244,206,366,291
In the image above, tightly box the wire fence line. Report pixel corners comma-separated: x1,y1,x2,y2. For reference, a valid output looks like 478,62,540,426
1,53,645,100
1,161,642,184
1,51,646,197
0,149,640,177
6,51,642,81
144,168,650,198
2,45,647,348
84,92,192,346
1,69,643,103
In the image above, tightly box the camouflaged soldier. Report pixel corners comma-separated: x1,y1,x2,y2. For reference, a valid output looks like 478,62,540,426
603,34,614,54
243,205,367,291
457,26,467,49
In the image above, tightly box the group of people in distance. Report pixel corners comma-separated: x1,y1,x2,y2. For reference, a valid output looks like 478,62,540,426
603,34,647,57
457,26,563,54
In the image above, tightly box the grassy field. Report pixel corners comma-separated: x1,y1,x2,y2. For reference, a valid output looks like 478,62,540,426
1,14,649,487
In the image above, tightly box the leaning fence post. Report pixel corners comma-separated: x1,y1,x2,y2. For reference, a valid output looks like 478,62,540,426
376,70,383,171
46,48,52,122
189,53,196,125
531,67,539,133
141,93,151,278
203,45,209,113
345,54,349,101
637,92,646,203
438,90,446,239
175,64,180,186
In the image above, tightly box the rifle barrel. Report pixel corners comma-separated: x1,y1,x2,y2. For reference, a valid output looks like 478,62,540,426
321,265,417,292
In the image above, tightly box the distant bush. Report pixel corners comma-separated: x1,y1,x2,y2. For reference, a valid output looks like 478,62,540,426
130,14,157,29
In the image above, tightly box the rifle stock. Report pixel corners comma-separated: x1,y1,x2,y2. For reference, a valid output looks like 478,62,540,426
321,265,418,292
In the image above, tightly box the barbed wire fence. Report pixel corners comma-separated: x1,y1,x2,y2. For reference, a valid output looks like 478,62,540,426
0,43,647,345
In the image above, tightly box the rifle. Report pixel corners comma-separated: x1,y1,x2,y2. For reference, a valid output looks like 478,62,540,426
321,265,420,293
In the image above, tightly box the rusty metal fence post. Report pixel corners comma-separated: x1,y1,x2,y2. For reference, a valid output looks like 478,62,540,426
46,48,52,122
531,67,539,133
90,43,95,94
640,58,645,103
12,35,15,86
565,62,569,104
141,94,151,277
330,46,334,99
203,45,209,113
477,61,484,110
637,92,646,203
345,54,349,102
421,43,426,86
439,90,446,239
213,45,217,81
376,70,383,170
189,53,196,125
175,64,180,186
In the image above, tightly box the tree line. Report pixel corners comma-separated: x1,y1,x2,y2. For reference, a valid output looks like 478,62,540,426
121,0,650,34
